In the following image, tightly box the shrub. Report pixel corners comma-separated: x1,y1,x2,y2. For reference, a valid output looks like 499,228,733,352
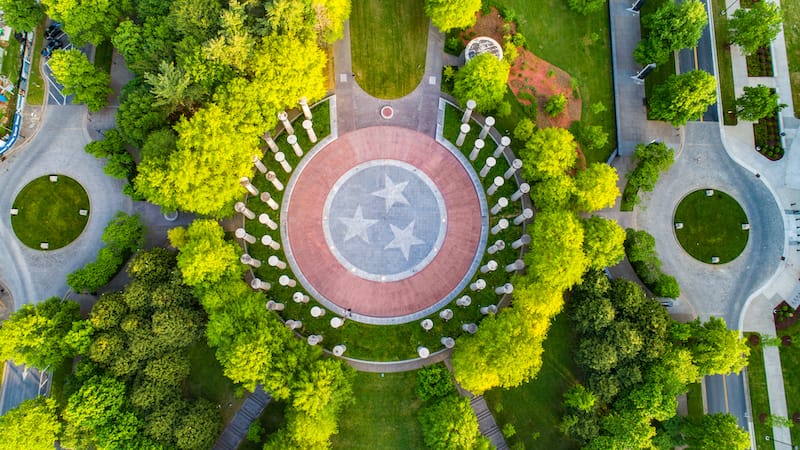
620,142,674,211
544,93,567,117
514,118,536,142
416,364,456,401
624,229,681,298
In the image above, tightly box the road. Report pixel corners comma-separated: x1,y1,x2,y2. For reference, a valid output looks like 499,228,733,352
706,373,749,429
677,0,719,122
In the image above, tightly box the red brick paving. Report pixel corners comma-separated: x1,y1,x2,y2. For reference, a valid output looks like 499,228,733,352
285,126,483,318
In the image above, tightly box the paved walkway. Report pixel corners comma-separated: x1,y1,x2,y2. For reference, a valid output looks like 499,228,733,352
213,386,271,450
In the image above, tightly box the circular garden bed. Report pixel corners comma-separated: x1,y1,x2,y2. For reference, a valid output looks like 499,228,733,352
673,189,749,264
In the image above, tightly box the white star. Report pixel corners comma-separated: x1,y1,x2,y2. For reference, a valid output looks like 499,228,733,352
339,206,378,243
384,220,424,260
371,175,410,212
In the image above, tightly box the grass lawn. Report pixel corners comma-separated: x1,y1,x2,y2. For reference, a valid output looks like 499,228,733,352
1,38,20,80
746,333,775,450
93,40,113,74
246,100,523,361
331,371,425,449
350,0,427,99
784,0,800,118
686,382,704,421
673,189,749,264
484,311,581,450
709,0,738,125
496,0,615,163
778,321,800,445
185,341,244,425
27,22,46,105
11,175,90,250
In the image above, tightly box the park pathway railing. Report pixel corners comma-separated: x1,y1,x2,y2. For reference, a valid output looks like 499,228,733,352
213,385,271,450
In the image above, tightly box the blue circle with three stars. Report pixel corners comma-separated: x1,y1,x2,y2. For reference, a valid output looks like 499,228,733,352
322,160,447,282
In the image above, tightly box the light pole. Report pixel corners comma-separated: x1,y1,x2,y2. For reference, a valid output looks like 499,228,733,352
720,0,738,15
765,435,799,449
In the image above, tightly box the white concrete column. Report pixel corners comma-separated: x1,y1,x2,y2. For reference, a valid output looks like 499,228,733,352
299,96,312,120
470,279,486,291
332,344,347,356
456,123,470,147
279,275,296,287
512,234,531,249
285,319,302,330
235,228,257,244
302,119,317,143
253,155,268,174
268,255,287,269
266,171,284,191
266,300,285,311
479,116,495,139
513,208,533,225
421,319,433,331
278,111,294,134
480,305,497,315
490,197,508,215
456,295,471,307
504,159,523,180
441,336,455,348
493,136,511,158
506,259,525,273
479,157,496,178
287,134,303,157
487,240,505,255
260,192,279,210
417,346,430,358
469,138,485,161
234,202,256,220
480,260,498,273
275,152,292,173
239,177,259,196
495,283,514,295
259,213,278,231
251,278,271,291
462,99,477,123
261,234,281,250
462,323,478,334
240,253,261,268
439,309,453,321
487,176,504,195
262,133,280,153
490,219,509,235
311,306,326,317
292,292,310,303
510,183,530,202
307,334,323,345
330,317,345,328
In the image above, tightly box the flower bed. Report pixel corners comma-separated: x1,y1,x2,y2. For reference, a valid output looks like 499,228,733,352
746,46,774,77
753,111,784,160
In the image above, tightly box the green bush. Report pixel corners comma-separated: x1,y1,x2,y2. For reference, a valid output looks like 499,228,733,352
620,142,675,211
416,364,456,401
544,93,567,117
624,228,681,298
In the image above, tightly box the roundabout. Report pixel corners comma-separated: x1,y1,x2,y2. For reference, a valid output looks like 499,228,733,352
673,189,749,264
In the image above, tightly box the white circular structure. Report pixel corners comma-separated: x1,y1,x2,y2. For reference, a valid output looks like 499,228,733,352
465,36,504,62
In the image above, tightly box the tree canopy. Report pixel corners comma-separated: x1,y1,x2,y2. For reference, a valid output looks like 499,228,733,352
728,1,783,55
649,70,717,126
0,296,81,368
48,49,112,112
0,0,45,31
0,397,61,450
42,0,122,45
453,53,511,114
519,127,578,180
634,0,708,65
735,84,787,122
168,219,242,290
424,0,482,32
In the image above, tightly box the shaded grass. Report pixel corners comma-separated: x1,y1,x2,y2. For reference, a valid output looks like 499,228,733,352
350,0,427,99
1,38,20,80
746,333,775,450
495,0,615,162
185,341,244,425
673,190,749,264
778,321,800,445
686,382,704,421
49,358,73,413
709,0,738,125
93,40,113,74
484,311,581,450
11,175,90,250
244,100,525,361
26,22,46,105
783,0,800,117
331,371,425,449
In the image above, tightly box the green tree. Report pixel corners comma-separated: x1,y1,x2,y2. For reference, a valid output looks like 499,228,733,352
418,395,482,450
574,163,619,212
634,0,708,65
42,0,122,44
0,296,81,368
168,220,242,289
735,84,787,121
48,49,112,112
170,0,223,42
85,128,126,158
683,413,750,450
102,212,145,257
529,174,575,211
424,0,482,32
568,0,606,15
563,384,598,412
649,70,717,126
62,376,138,448
679,317,749,376
67,247,124,293
453,53,511,114
513,117,536,142
631,142,675,191
0,397,61,450
582,216,626,270
127,248,177,287
144,61,201,116
0,0,45,31
416,364,457,401
523,210,587,291
174,399,221,450
570,121,609,154
117,79,169,148
728,1,782,55
519,127,578,180
544,93,567,117
313,0,352,43
112,17,176,76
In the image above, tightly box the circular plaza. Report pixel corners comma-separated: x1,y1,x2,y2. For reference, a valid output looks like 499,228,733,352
282,126,488,324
